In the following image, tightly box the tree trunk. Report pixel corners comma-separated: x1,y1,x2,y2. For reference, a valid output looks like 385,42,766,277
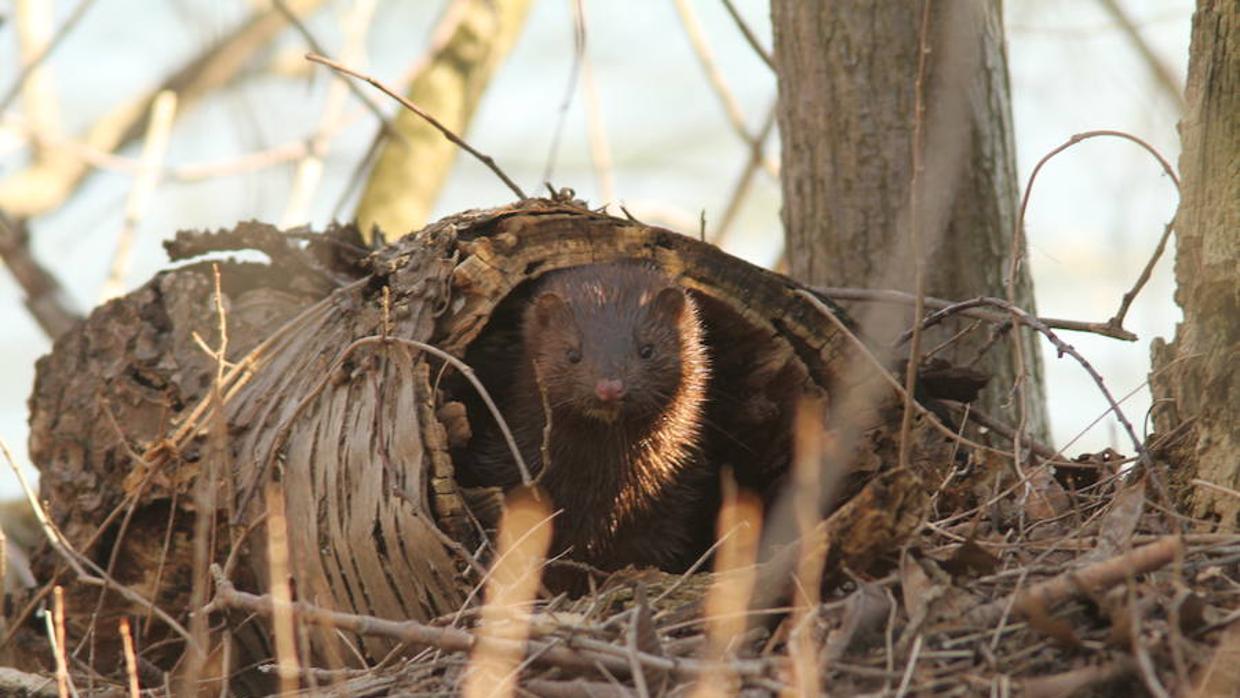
1150,0,1239,526
355,0,533,243
771,0,1048,441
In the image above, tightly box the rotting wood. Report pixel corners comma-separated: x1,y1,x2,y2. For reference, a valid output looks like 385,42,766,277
22,199,962,690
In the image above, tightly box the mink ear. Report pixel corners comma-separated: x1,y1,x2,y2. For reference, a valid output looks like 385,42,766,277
532,292,573,329
650,287,687,322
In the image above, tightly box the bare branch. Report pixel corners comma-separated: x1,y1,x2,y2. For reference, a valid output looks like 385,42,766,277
720,0,774,70
0,210,81,340
306,52,527,205
0,0,99,113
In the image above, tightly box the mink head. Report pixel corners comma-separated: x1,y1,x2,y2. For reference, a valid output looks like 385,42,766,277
523,265,695,425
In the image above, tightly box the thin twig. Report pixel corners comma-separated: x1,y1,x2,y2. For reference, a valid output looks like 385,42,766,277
52,586,71,698
305,52,527,200
541,0,586,186
272,0,398,142
712,101,777,247
0,0,99,112
891,294,1152,468
719,0,774,69
207,565,768,681
0,439,195,646
278,0,378,227
4,110,362,182
1013,130,1179,339
898,0,933,473
820,286,1137,341
462,492,552,698
671,0,777,179
0,209,81,340
964,536,1182,626
795,290,1035,461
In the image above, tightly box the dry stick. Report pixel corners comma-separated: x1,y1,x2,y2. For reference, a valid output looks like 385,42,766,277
0,0,99,112
305,52,527,201
894,634,923,698
1013,130,1179,343
181,266,233,693
671,0,777,179
235,333,530,523
794,290,1010,460
898,0,934,474
719,0,774,70
0,439,195,647
894,295,1152,469
1128,580,1172,698
100,90,177,302
1004,129,1177,484
964,535,1182,626
940,402,1060,462
451,507,562,630
206,565,766,681
821,287,1137,341
272,0,398,143
1017,659,1134,697
330,0,472,220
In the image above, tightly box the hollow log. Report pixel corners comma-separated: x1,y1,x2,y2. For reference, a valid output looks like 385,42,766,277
20,200,958,688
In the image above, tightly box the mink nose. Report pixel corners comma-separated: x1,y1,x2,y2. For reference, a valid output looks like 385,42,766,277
594,378,626,402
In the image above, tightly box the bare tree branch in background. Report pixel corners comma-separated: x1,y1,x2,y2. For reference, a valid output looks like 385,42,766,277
354,0,535,245
1096,0,1186,112
672,0,778,179
0,0,329,217
277,0,380,228
0,211,80,340
1,0,99,115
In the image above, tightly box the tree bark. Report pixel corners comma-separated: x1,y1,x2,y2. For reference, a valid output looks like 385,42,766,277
771,0,1048,441
1150,0,1240,526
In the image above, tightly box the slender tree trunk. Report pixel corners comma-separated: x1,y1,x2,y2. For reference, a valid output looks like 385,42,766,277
1150,0,1239,526
772,0,1048,441
355,0,533,243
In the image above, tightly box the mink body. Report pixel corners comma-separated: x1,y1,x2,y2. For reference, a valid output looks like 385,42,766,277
469,263,712,572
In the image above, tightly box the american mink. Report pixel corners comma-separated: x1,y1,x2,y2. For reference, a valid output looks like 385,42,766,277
468,262,712,572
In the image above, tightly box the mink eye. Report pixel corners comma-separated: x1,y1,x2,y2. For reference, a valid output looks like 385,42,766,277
566,348,582,364
638,344,654,359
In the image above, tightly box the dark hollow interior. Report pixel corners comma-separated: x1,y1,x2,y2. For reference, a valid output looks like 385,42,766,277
442,270,813,571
